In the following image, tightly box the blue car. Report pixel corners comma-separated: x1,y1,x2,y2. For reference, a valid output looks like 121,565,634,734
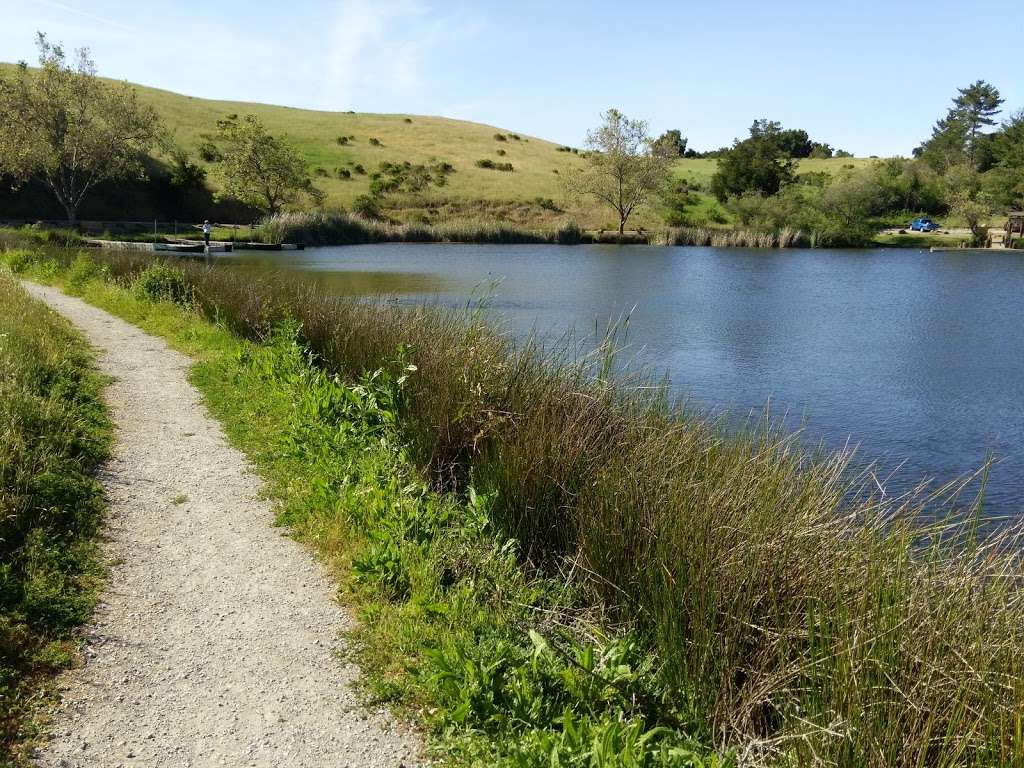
910,217,939,232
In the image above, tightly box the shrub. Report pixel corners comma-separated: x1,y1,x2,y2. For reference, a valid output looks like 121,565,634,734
353,164,366,175
475,159,513,172
338,168,351,179
403,117,412,123
493,133,507,142
314,167,329,177
352,194,383,220
198,140,222,162
336,136,349,145
133,262,194,306
496,149,506,156
533,197,562,212
65,254,108,293
369,137,382,146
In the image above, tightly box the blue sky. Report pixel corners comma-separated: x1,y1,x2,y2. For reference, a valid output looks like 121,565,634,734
1,0,1020,156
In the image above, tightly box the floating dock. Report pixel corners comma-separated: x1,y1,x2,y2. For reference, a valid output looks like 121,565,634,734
929,246,1015,253
232,242,305,251
86,239,303,253
86,239,231,253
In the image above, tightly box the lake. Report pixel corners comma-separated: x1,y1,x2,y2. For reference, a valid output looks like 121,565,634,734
227,244,1024,520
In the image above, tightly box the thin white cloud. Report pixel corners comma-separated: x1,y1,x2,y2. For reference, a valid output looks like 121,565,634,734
26,0,136,34
320,0,482,111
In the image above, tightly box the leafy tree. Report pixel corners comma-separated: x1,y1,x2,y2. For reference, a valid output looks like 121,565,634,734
777,129,813,158
652,129,687,157
0,33,163,224
563,109,675,234
710,121,795,201
808,142,834,159
985,110,1024,207
944,165,992,244
214,114,320,215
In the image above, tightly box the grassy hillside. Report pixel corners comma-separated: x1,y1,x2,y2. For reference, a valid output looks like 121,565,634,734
0,64,876,229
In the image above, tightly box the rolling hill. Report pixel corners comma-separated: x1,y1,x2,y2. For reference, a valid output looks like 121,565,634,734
0,64,875,228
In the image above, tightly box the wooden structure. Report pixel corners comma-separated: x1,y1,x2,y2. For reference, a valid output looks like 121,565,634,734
1006,212,1024,248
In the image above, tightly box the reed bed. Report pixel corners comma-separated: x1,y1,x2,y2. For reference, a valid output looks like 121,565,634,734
663,226,809,248
9,244,1024,766
258,211,584,246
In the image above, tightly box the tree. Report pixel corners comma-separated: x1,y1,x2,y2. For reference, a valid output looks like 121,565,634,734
214,114,320,216
808,142,834,159
944,165,991,245
955,80,1003,164
710,121,795,201
653,129,687,157
563,109,675,234
985,110,1024,208
918,80,1003,170
0,33,162,224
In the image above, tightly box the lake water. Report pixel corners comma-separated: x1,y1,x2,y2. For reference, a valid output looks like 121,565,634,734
227,244,1024,520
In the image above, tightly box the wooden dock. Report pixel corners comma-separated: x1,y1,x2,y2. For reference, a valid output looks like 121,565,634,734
86,239,232,253
929,246,1016,253
86,239,304,253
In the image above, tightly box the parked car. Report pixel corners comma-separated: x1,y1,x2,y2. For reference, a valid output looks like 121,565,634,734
910,217,939,232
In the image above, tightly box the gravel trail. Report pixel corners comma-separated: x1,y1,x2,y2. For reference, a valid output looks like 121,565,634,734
23,283,422,768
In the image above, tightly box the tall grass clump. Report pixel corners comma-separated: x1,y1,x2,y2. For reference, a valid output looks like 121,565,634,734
9,242,1024,766
0,274,110,762
257,211,586,247
663,226,809,248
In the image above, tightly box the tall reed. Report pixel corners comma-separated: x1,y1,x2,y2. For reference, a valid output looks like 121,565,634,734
258,211,584,246
662,226,809,248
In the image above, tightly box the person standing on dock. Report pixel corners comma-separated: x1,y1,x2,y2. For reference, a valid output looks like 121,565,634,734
202,219,212,249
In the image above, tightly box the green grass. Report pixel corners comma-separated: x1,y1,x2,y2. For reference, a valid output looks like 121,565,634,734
0,271,111,765
6,241,1024,766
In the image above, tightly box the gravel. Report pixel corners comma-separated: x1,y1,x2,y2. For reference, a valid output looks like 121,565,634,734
23,283,423,768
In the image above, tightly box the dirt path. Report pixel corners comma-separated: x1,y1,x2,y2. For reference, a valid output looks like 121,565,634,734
23,283,421,768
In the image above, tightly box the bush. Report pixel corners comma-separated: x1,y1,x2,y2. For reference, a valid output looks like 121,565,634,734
475,159,513,172
336,136,349,145
496,149,506,156
369,137,382,147
533,197,562,212
198,140,222,162
403,117,412,123
352,194,383,220
65,254,108,293
133,262,194,306
337,168,351,179
493,133,507,142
